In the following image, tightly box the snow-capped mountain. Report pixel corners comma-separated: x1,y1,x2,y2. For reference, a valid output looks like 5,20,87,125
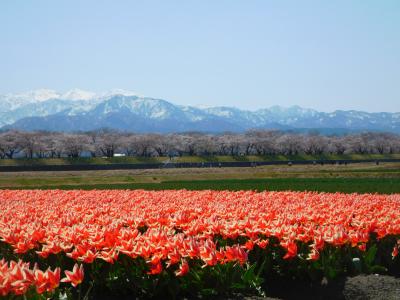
0,89,106,126
0,89,95,110
0,89,399,133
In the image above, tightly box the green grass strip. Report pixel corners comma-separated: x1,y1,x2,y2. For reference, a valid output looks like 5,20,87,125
1,178,399,194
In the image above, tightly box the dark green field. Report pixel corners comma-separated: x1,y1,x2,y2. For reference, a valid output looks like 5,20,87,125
2,178,399,194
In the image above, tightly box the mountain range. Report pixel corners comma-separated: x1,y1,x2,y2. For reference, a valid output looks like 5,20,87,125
0,89,399,134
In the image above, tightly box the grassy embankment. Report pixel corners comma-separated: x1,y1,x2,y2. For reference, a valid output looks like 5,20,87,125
0,153,399,166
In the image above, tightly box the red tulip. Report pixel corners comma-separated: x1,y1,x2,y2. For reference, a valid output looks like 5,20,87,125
61,264,84,287
175,259,189,276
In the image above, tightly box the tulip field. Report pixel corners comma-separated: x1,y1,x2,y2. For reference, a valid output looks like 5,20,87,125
1,189,400,299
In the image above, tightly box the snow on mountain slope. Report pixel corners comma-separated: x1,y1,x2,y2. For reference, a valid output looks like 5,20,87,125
0,89,60,112
60,89,96,101
91,95,187,120
0,88,137,112
8,89,60,102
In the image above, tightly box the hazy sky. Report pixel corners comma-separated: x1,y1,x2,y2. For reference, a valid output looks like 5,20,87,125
1,1,399,112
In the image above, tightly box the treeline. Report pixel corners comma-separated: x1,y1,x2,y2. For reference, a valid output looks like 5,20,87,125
0,130,399,159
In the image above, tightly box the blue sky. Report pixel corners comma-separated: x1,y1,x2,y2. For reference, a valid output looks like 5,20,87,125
1,0,399,112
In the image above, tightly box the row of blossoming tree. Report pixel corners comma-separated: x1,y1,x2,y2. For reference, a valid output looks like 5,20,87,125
0,129,399,159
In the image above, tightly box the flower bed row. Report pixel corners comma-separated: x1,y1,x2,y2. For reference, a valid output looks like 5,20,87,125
0,190,399,299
